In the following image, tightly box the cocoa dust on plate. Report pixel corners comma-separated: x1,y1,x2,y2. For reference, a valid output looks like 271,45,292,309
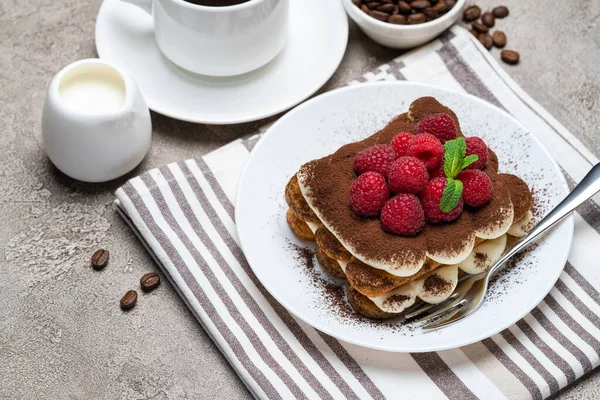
287,241,414,335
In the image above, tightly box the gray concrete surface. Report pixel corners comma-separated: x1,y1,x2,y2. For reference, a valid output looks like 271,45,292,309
1,0,599,398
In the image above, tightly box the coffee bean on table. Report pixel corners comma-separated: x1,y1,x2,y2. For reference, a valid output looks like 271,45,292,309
469,29,478,38
463,5,481,22
140,272,161,292
492,6,509,18
478,33,493,50
492,31,507,48
352,0,362,6
388,14,407,24
472,21,489,34
410,0,431,10
408,13,426,24
91,249,109,270
120,290,138,310
397,1,412,14
370,10,390,21
501,50,520,65
482,12,495,27
377,3,395,13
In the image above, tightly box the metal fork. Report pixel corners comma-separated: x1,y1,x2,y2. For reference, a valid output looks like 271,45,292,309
407,163,600,331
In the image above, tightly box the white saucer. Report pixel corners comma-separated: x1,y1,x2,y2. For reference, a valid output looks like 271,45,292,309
95,0,348,124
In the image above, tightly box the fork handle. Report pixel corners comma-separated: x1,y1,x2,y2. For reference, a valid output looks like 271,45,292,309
488,163,600,277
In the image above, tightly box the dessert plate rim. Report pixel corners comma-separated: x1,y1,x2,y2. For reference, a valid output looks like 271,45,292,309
236,81,574,352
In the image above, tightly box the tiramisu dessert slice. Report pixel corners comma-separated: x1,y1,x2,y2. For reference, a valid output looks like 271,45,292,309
285,97,534,320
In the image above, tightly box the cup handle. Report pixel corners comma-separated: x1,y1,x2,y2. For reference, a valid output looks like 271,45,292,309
121,0,152,15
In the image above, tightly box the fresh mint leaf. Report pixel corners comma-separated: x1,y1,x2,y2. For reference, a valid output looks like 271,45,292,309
461,154,479,170
440,178,463,213
443,137,467,179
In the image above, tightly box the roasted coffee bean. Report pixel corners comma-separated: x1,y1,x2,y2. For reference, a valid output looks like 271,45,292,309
423,7,438,19
397,1,412,14
492,6,509,18
140,272,161,292
478,33,493,49
492,30,507,48
370,10,390,21
469,29,478,37
463,5,480,22
120,290,138,310
377,3,395,13
432,1,447,13
410,0,431,10
388,14,407,24
501,50,520,64
91,249,109,270
472,21,489,34
355,0,453,24
482,12,495,27
408,12,426,24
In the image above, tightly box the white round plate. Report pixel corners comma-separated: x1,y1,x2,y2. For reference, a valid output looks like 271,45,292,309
95,0,348,124
236,82,574,353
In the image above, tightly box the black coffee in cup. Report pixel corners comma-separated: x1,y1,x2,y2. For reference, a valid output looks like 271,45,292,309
184,0,251,5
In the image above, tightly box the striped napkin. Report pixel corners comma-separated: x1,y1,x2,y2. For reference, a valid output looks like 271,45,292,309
115,26,600,400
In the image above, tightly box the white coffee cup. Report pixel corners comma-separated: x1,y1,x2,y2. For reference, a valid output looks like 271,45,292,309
121,0,289,77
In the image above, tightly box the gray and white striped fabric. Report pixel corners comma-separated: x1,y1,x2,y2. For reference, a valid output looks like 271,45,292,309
115,26,600,400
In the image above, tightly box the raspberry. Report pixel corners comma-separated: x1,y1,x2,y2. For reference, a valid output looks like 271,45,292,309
380,194,425,236
406,134,444,170
388,157,429,194
458,170,493,207
430,162,445,179
353,145,396,177
465,137,489,170
349,172,389,217
420,177,463,223
415,113,458,143
390,132,414,158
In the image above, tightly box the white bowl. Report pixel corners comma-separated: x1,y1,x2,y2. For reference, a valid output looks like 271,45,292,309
42,59,152,183
342,0,465,49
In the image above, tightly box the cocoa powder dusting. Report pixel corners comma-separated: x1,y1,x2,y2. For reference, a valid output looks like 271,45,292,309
482,150,499,179
423,274,452,295
382,294,411,308
469,179,512,233
497,174,533,221
474,252,490,269
486,244,539,303
423,212,475,258
287,242,414,334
